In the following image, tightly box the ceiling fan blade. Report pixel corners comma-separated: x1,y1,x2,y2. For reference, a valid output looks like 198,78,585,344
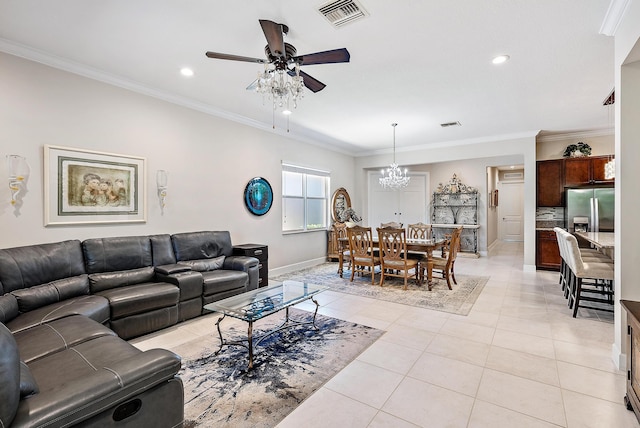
292,48,351,66
259,19,286,58
289,70,326,93
205,51,266,64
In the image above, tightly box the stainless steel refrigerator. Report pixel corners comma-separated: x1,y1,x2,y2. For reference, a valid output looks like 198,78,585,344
566,188,615,232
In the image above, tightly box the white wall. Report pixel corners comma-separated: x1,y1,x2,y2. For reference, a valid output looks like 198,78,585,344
0,52,355,271
613,0,640,370
355,137,535,267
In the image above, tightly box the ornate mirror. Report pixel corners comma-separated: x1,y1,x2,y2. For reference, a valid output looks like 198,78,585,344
331,187,351,222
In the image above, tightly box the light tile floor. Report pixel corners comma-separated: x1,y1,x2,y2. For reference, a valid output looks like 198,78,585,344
131,241,638,428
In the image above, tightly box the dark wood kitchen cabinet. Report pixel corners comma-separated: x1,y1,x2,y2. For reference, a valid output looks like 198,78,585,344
233,243,268,287
537,160,564,207
536,230,561,271
621,300,640,424
564,155,615,186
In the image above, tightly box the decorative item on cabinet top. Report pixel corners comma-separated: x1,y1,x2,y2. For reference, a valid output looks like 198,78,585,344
563,141,592,158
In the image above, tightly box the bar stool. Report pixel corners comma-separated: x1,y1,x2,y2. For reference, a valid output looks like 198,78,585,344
562,232,614,318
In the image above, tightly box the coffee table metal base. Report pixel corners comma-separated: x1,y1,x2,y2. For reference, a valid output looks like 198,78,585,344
214,296,321,369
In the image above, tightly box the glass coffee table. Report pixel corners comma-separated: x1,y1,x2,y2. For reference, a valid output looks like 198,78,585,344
203,280,328,369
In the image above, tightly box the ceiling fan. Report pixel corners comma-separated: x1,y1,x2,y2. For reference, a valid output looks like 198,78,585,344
205,19,350,93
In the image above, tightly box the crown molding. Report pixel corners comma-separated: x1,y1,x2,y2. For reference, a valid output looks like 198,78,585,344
599,0,631,36
360,130,540,157
536,128,614,142
0,38,357,156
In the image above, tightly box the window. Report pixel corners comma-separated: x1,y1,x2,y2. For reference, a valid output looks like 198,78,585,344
282,163,330,233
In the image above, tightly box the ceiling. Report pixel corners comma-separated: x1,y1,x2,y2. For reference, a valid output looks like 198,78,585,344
0,0,615,156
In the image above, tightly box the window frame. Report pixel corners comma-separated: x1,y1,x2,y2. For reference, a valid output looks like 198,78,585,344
282,163,330,234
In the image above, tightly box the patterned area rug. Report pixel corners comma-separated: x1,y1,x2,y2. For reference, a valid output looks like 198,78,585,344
272,263,489,316
175,309,383,427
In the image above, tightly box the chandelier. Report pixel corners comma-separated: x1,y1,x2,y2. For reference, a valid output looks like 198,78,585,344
253,63,305,115
379,123,410,190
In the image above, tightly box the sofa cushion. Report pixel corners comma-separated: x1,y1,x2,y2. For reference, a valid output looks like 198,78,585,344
0,293,19,324
171,231,233,261
19,361,39,398
11,274,90,313
0,322,20,427
89,267,155,293
96,283,180,319
179,255,225,272
83,236,153,274
201,270,247,296
6,295,110,334
150,234,177,266
0,240,85,293
14,315,117,364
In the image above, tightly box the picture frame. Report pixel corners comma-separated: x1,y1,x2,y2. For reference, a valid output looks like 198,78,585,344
44,145,147,226
244,177,273,216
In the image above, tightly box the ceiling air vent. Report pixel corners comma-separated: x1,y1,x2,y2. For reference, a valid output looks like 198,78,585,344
318,0,369,28
440,121,462,128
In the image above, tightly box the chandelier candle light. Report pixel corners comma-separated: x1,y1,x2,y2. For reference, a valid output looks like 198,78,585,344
379,123,410,190
254,62,305,116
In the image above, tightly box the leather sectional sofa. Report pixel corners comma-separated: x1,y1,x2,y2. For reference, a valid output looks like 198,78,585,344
0,231,260,428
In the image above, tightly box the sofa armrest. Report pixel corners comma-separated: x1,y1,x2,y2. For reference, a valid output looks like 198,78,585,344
155,270,203,302
223,255,259,272
154,264,191,275
13,349,181,427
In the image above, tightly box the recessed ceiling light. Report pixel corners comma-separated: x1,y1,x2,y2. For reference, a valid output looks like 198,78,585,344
492,55,510,65
180,67,194,77
282,109,292,115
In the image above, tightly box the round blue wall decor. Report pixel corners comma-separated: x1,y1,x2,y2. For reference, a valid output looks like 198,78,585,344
244,177,273,216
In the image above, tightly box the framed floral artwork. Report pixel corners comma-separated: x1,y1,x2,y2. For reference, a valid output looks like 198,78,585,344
44,145,147,225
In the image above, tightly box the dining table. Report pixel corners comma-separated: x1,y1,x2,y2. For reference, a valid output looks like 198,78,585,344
575,231,615,260
337,236,446,288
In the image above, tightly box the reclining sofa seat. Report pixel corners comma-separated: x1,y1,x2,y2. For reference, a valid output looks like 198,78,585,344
0,240,109,333
0,319,184,428
171,231,260,307
82,235,181,340
0,239,184,427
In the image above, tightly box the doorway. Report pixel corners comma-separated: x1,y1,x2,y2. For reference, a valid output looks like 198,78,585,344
498,181,524,241
368,172,429,234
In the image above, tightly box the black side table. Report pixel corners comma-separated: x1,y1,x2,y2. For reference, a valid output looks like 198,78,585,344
233,244,268,287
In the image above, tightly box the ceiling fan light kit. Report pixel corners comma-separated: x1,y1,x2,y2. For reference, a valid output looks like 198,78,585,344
205,19,350,119
379,123,410,190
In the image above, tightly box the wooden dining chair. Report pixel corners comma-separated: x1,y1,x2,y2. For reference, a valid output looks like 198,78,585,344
333,222,351,271
431,226,463,289
406,222,432,261
376,227,420,290
407,222,432,240
346,225,380,284
380,221,403,229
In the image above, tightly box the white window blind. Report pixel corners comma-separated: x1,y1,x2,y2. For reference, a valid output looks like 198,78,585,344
282,163,330,232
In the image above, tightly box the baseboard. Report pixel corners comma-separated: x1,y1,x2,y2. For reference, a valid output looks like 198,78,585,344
612,343,626,371
269,257,327,278
523,264,537,272
487,240,499,253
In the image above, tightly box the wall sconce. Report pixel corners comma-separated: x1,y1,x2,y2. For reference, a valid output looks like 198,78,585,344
156,170,168,213
7,155,30,213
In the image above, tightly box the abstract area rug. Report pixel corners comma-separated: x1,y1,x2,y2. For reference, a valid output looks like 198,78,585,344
272,263,489,316
175,309,383,427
